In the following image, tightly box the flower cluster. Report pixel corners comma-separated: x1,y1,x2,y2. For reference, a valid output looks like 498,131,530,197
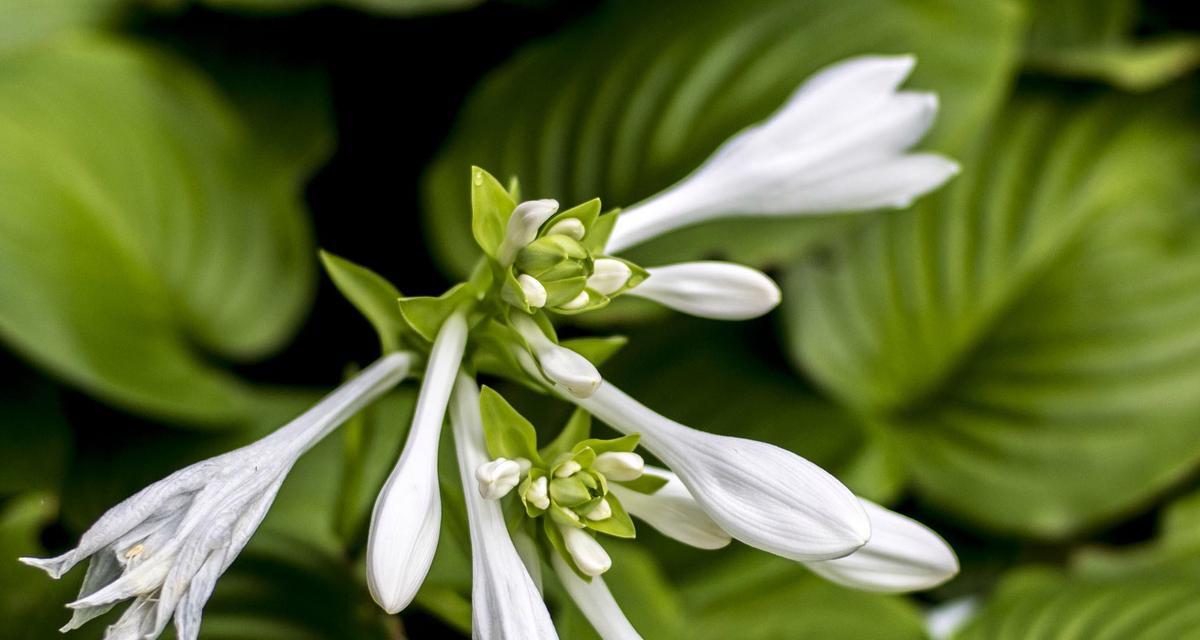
23,55,960,640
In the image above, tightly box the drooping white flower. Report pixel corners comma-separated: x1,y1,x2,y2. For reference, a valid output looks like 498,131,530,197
573,382,870,562
366,312,468,614
624,262,781,320
551,553,642,640
449,373,559,639
498,199,559,266
806,499,958,592
609,467,731,551
511,312,601,398
560,525,612,577
21,352,414,640
605,55,958,253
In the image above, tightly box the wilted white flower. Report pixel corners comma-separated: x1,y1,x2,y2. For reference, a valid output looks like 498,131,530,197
605,55,958,253
20,352,414,640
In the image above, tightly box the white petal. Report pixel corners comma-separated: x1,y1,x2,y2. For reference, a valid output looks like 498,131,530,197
511,313,601,398
551,553,643,640
625,262,780,320
450,374,558,640
926,596,979,640
592,452,644,482
605,55,955,252
367,314,467,614
575,384,869,562
560,526,612,577
498,199,559,266
609,467,730,550
805,499,958,593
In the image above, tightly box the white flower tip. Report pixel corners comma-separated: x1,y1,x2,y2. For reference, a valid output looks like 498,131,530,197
517,274,548,308
585,499,613,521
561,526,612,577
499,199,560,265
525,476,551,510
593,452,644,481
587,258,633,296
18,553,70,579
539,345,601,398
547,217,586,240
630,262,781,320
559,290,591,310
554,460,583,479
476,458,523,500
366,467,442,614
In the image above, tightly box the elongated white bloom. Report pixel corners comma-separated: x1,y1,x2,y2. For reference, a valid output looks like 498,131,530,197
606,55,958,252
21,352,414,640
609,467,731,550
574,383,869,562
805,499,958,592
450,373,558,640
551,553,642,640
367,313,468,614
511,313,601,398
498,199,559,266
560,526,612,577
625,262,781,320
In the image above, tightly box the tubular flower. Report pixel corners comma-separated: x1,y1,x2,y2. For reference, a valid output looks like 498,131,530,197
20,353,413,640
22,54,959,640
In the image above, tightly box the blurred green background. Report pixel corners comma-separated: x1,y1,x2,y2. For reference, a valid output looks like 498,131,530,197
2,0,1199,637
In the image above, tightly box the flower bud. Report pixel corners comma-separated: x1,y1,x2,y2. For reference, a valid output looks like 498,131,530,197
586,258,633,296
524,476,550,510
546,217,586,240
584,499,613,521
558,290,591,311
554,460,583,478
515,235,589,277
550,476,592,507
560,526,612,577
510,314,601,398
592,452,644,481
497,199,558,266
476,458,523,500
516,274,547,308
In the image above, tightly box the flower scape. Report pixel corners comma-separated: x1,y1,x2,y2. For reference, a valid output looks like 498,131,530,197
23,56,962,640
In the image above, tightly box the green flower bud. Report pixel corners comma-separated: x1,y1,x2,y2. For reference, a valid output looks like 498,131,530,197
550,476,593,507
516,235,589,277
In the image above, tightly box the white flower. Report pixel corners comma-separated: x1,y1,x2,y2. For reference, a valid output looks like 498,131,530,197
609,467,731,550
498,199,559,266
476,458,523,499
605,55,958,253
592,451,645,482
625,261,781,320
20,352,414,640
806,499,958,592
511,312,601,398
366,312,468,614
573,382,870,562
551,553,642,640
449,373,558,639
587,258,634,296
560,525,612,577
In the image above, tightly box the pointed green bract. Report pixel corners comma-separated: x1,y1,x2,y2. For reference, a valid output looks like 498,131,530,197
470,166,516,259
478,386,542,464
585,495,636,539
615,474,669,495
319,250,408,353
540,408,592,461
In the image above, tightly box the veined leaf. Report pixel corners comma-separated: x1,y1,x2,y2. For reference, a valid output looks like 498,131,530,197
784,90,1200,537
424,0,1024,278
0,35,327,424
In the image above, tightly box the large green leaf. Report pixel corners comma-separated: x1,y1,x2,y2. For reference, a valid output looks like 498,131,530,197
0,35,326,424
784,90,1200,538
190,0,481,15
0,0,126,53
423,0,1024,278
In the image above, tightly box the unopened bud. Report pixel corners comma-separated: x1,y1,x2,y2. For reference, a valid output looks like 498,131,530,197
587,258,633,296
517,274,547,308
550,476,592,507
524,476,550,510
593,452,644,482
476,458,522,500
554,460,583,478
515,235,588,277
559,290,591,310
511,314,601,398
546,218,586,240
561,526,612,576
585,499,613,521
497,199,559,266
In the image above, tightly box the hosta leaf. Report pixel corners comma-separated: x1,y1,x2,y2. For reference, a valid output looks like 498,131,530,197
191,0,481,16
0,35,326,424
0,0,126,53
423,0,1024,278
784,90,1200,537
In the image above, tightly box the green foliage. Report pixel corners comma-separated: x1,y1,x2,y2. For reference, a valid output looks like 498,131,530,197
784,91,1200,537
0,35,327,424
480,385,542,463
424,0,1024,277
319,250,408,353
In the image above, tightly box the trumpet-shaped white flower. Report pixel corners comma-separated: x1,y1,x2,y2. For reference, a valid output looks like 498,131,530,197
609,467,731,550
573,382,870,562
367,312,468,614
20,352,414,640
806,499,958,592
625,262,782,320
605,55,958,252
551,553,642,640
511,313,601,398
498,199,559,266
450,373,559,639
